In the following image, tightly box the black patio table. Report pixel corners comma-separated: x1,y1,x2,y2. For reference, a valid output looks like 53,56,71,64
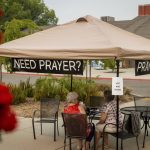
120,106,150,148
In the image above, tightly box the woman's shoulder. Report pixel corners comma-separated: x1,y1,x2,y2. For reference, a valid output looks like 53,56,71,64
78,104,86,114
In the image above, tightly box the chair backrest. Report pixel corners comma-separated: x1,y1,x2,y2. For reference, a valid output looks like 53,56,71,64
40,97,60,119
89,96,104,108
123,112,141,136
62,113,87,139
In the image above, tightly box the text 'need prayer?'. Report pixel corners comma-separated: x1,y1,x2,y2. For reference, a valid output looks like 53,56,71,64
12,58,83,75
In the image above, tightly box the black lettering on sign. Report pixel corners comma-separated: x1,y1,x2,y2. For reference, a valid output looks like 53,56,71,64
135,60,150,76
12,58,83,75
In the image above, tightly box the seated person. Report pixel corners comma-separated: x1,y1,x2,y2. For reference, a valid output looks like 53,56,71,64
64,91,94,150
95,89,123,149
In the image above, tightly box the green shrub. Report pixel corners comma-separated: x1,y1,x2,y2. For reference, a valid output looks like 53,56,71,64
19,78,34,97
34,76,68,101
8,84,26,105
58,77,99,104
8,75,133,105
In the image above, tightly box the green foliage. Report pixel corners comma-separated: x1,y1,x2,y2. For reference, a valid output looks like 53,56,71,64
2,18,40,71
4,19,39,42
0,57,5,64
103,59,116,72
0,0,58,72
34,76,99,103
8,84,26,105
58,77,100,105
18,78,34,97
7,76,133,105
34,76,67,101
7,78,34,104
96,83,111,93
0,0,58,30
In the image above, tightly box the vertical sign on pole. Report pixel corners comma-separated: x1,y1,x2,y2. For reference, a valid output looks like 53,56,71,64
112,77,123,96
115,59,121,150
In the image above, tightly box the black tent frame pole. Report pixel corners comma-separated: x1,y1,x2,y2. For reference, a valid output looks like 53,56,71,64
0,65,2,141
116,59,120,150
86,60,88,82
89,60,91,81
71,74,73,91
0,64,2,141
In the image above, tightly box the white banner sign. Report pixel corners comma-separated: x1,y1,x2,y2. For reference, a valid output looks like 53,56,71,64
112,77,123,95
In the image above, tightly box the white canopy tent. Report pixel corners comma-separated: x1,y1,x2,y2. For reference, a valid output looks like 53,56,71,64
0,15,150,150
0,15,150,60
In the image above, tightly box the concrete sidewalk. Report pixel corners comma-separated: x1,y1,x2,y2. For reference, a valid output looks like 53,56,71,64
1,109,150,150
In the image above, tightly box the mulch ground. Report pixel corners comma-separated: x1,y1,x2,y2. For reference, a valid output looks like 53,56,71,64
12,101,64,118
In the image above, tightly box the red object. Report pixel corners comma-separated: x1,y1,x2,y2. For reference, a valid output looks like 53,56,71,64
64,103,80,114
0,84,13,105
0,9,3,17
0,32,3,44
139,5,150,16
0,84,17,132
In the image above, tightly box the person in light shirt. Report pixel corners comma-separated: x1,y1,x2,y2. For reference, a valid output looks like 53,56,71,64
95,89,123,149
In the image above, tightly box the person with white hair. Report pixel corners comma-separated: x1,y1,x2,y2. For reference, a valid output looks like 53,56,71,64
64,91,85,114
64,91,94,150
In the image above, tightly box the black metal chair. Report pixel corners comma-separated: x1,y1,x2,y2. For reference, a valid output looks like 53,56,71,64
32,97,60,141
87,96,104,122
62,113,88,150
133,95,150,147
89,96,105,108
102,112,140,150
134,96,150,130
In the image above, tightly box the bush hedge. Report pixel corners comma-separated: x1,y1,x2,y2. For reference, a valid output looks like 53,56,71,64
8,76,133,105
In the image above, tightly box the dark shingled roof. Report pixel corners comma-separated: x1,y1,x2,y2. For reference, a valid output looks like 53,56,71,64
108,16,150,39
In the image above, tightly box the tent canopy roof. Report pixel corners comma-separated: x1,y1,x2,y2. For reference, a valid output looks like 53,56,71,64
0,15,150,60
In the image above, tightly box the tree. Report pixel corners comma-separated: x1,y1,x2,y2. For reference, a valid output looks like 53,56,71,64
4,19,40,42
103,59,116,72
0,0,58,76
0,0,58,31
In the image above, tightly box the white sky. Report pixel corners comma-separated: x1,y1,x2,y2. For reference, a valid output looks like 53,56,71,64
44,0,150,24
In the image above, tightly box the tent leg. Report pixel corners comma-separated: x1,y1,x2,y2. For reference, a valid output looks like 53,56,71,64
89,60,91,81
116,59,120,150
70,74,73,91
0,64,2,141
86,60,88,82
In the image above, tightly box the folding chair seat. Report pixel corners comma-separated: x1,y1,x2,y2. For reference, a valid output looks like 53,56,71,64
102,112,140,150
